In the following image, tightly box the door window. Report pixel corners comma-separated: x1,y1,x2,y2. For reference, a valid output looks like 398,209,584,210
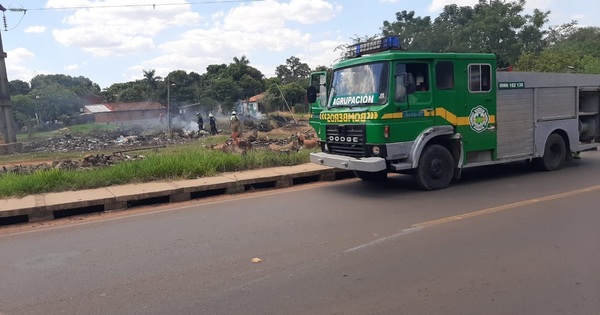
468,64,492,93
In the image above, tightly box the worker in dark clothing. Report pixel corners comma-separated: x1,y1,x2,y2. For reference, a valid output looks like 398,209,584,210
196,112,204,131
209,113,218,135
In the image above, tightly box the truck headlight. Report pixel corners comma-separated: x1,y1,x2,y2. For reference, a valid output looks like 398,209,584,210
372,146,381,156
323,143,329,153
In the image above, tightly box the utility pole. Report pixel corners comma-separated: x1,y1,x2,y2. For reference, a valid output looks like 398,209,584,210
167,78,172,136
0,4,22,155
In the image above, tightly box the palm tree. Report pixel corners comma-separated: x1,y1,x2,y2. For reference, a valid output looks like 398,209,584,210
143,69,162,90
232,55,250,66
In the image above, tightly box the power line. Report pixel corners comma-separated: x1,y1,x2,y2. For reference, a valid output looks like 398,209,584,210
9,0,267,11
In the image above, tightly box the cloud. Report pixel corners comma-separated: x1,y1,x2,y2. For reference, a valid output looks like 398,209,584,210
125,0,341,81
428,0,478,12
301,39,346,68
24,26,47,33
6,48,37,82
50,0,201,57
64,62,87,71
7,47,34,62
222,0,340,32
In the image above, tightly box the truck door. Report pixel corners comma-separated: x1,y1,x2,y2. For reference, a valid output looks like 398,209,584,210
462,63,497,153
393,62,435,141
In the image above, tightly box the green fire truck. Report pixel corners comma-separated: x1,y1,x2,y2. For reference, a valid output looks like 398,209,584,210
307,36,600,190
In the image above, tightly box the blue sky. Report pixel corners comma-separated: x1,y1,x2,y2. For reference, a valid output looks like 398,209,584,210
2,0,599,89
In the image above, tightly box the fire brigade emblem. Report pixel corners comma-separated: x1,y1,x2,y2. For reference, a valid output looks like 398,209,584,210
469,105,489,133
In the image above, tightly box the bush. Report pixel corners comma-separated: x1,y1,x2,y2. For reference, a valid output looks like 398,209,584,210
293,103,308,114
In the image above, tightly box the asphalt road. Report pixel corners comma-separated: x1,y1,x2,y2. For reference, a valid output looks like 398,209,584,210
1,152,599,315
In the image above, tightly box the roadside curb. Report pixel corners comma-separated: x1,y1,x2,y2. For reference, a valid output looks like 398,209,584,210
0,164,354,226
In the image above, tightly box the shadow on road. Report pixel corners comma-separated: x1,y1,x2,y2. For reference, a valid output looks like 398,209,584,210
324,158,589,198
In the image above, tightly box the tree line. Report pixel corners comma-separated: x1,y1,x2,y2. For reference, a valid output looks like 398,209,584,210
380,0,600,72
9,54,317,131
8,0,600,131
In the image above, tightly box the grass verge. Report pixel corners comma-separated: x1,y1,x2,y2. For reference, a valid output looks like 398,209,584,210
0,145,313,198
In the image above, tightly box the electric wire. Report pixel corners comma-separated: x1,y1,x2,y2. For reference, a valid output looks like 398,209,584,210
12,0,267,11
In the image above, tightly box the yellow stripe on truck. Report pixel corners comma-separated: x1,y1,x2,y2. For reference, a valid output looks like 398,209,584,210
381,107,495,127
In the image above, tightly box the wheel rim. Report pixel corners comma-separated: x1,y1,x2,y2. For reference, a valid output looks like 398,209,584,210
430,157,446,179
549,142,562,163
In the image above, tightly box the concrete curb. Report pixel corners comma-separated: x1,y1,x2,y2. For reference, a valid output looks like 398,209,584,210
0,164,354,226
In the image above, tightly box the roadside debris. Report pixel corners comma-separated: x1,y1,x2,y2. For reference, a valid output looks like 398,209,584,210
3,116,318,174
1,153,145,175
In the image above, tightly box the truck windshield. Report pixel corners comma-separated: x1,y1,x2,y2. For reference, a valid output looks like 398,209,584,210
328,62,389,108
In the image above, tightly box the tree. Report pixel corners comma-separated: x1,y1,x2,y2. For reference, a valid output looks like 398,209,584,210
31,74,100,99
380,0,549,67
9,80,31,96
382,11,433,50
515,25,600,74
11,95,37,128
549,26,600,58
232,55,250,66
225,56,265,98
275,56,311,84
142,69,162,100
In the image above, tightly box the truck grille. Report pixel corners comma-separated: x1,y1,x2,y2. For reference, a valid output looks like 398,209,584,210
326,125,366,158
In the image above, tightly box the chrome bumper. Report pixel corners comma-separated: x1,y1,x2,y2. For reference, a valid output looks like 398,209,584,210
310,152,387,172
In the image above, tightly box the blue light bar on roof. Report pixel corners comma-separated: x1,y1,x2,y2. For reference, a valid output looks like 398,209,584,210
345,36,403,59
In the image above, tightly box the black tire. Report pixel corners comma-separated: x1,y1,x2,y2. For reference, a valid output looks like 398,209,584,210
414,144,454,190
536,133,567,171
354,170,387,182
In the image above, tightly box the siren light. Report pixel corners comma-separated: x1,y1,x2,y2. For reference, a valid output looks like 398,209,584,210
345,36,403,59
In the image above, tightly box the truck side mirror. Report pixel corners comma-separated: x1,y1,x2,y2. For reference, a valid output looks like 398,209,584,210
306,86,317,104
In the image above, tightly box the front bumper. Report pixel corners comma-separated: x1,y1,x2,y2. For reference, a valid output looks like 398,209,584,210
310,152,387,172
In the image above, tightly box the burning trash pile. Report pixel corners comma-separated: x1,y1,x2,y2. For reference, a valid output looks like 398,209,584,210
3,115,318,176
20,129,201,154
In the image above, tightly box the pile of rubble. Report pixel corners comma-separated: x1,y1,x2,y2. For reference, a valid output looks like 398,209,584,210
1,153,145,175
20,129,201,154
210,129,318,154
3,117,317,175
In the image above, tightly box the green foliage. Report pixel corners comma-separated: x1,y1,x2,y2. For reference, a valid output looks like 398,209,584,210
293,103,308,113
31,74,101,98
265,81,307,113
117,82,147,102
8,80,31,96
0,146,312,198
515,50,600,74
11,94,37,125
515,26,600,74
275,56,311,84
381,0,549,67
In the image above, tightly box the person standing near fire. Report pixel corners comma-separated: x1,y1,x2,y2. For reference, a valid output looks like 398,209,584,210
209,113,218,135
229,111,240,141
196,112,204,131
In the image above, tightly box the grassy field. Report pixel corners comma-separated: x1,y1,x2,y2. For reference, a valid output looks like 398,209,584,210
0,143,314,198
1,115,318,198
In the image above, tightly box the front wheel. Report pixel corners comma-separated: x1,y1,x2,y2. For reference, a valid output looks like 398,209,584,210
536,133,567,171
354,170,387,182
414,144,454,190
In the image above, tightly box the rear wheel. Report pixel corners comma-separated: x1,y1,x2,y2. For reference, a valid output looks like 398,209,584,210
536,133,566,171
414,144,454,190
354,170,387,182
